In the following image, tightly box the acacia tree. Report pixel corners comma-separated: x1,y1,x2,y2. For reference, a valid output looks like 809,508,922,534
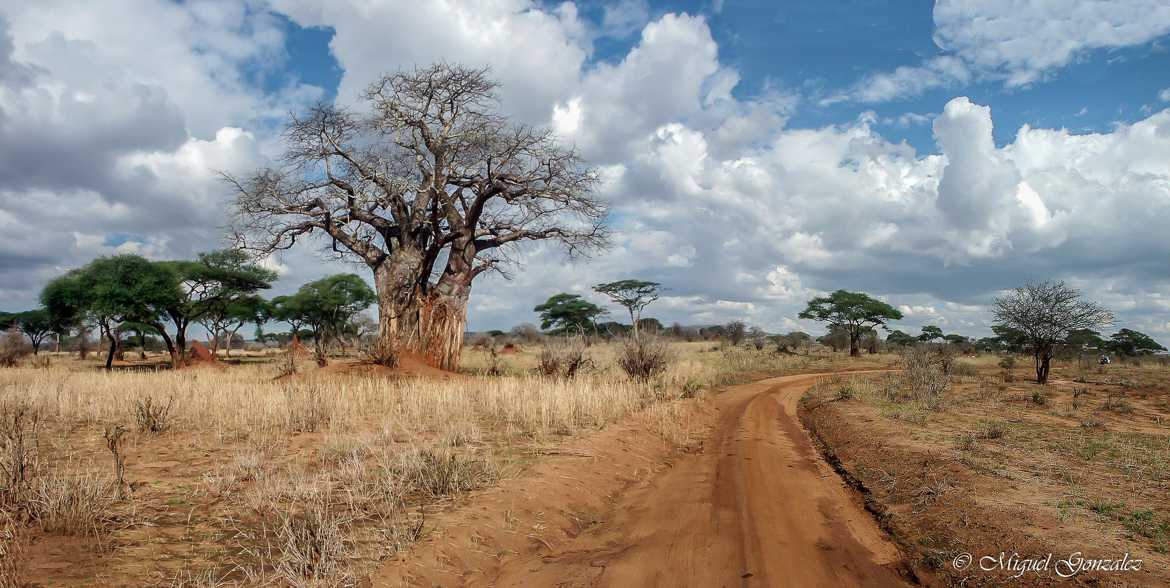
42,255,181,370
1106,328,1166,356
799,290,903,356
15,310,53,354
287,274,377,363
918,325,943,342
593,280,660,340
229,64,607,370
993,281,1113,384
534,293,606,335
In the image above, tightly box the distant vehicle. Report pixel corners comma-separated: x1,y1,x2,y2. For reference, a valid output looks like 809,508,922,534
1099,354,1111,365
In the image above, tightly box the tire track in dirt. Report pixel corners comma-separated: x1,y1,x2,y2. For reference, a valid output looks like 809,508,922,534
374,373,914,587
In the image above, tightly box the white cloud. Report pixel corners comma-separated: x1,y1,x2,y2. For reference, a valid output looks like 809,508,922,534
1160,88,1170,102
833,0,1170,103
6,2,1170,346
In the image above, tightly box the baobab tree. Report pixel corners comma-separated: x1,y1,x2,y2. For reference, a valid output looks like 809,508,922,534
228,64,607,369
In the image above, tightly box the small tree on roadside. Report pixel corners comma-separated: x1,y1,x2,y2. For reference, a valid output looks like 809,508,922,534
593,280,661,340
534,293,606,335
799,290,903,356
992,281,1113,384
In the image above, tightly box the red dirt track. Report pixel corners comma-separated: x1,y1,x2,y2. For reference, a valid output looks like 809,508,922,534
375,373,914,587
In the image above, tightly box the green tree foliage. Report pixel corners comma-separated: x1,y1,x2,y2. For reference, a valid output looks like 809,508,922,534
14,309,53,354
42,255,182,369
176,249,276,357
286,274,377,360
1065,328,1105,351
593,280,661,339
885,329,915,346
534,293,606,335
799,290,903,356
918,325,943,341
1106,328,1167,356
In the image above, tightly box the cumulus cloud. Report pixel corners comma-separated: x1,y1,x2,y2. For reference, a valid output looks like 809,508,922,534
5,1,1170,344
834,0,1170,103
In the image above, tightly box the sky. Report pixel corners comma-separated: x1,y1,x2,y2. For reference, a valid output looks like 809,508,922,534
2,0,1170,342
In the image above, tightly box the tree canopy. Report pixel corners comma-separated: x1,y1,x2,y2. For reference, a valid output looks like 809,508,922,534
1106,328,1166,356
918,325,943,341
534,293,606,335
228,63,608,369
14,309,53,354
993,281,1112,384
594,279,661,339
799,290,903,356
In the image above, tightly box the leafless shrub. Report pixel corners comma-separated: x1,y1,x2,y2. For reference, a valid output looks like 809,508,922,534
955,432,978,451
977,420,1007,440
29,467,117,536
486,346,504,377
134,396,173,433
0,328,30,368
0,401,40,502
392,447,497,499
617,335,672,381
0,511,26,588
103,425,128,499
537,336,591,379
1103,391,1134,414
284,385,333,433
235,491,354,586
899,345,950,409
375,508,426,556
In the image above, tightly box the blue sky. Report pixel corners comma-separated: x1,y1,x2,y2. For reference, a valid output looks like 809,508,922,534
4,0,1170,341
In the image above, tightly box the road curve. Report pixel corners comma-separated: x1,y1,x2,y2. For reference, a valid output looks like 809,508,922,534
489,373,913,587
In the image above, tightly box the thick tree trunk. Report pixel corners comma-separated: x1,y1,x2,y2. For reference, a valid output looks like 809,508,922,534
849,332,861,357
416,288,469,371
104,331,117,370
372,260,470,371
1035,349,1052,384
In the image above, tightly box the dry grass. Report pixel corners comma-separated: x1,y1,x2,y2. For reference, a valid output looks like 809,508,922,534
0,342,898,585
802,354,1170,584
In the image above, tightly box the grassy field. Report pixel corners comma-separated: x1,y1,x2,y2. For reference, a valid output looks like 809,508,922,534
800,353,1170,586
0,341,894,586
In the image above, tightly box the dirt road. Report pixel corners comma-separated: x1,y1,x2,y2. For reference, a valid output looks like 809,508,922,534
375,373,914,587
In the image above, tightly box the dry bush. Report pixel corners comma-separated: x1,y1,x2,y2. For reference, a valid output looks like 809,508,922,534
0,401,40,502
0,511,26,588
235,490,354,586
284,384,333,433
0,328,30,368
617,336,672,381
537,337,591,379
899,346,950,409
134,395,173,433
392,446,497,500
29,466,117,536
